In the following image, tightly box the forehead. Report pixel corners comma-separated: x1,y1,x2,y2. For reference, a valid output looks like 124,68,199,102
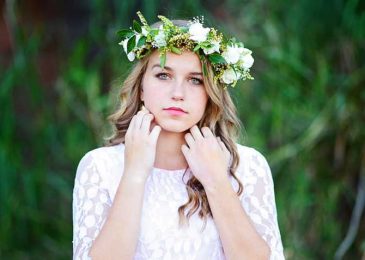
147,51,202,73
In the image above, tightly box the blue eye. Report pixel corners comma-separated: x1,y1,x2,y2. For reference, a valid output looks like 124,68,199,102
156,73,170,80
190,77,203,85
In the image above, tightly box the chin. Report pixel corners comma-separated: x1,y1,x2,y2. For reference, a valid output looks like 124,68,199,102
159,123,189,133
156,119,192,133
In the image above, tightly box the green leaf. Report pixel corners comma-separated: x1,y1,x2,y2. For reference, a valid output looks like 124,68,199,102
199,41,211,48
117,29,134,39
160,52,167,68
208,53,227,64
127,35,136,53
193,45,200,52
137,36,146,47
133,20,142,33
180,27,189,33
150,28,159,36
171,46,181,55
202,62,208,77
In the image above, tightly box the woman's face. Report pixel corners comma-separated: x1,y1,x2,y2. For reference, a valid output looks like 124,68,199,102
141,51,209,133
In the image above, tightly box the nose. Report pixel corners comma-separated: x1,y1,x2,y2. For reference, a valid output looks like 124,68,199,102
170,80,185,101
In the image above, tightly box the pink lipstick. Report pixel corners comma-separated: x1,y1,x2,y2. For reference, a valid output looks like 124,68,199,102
163,107,187,116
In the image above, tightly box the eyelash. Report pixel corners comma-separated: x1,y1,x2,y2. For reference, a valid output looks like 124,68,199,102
155,73,203,85
156,73,170,80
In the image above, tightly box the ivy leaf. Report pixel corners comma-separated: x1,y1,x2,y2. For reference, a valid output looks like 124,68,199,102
127,35,136,53
199,41,210,49
171,46,181,55
160,52,167,68
117,29,134,39
180,27,189,33
150,28,159,36
202,62,208,77
208,53,226,64
137,36,146,47
193,45,200,52
133,20,142,33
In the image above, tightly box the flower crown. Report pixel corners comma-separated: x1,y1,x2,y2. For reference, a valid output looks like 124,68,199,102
117,11,254,87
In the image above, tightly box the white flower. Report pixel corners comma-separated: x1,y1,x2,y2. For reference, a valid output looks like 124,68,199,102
221,67,241,84
141,27,148,36
202,40,220,55
189,22,210,43
118,38,127,52
118,38,136,61
222,45,244,64
239,48,254,69
153,25,167,48
126,52,136,61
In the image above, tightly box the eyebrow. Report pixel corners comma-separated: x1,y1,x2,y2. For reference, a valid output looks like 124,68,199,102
151,64,203,76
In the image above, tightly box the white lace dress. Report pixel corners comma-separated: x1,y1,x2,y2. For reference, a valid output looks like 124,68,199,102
72,143,285,259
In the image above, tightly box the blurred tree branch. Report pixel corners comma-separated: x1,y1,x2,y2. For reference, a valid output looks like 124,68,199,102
334,148,365,259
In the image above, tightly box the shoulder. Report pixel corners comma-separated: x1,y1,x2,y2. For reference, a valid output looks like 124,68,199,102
85,143,125,158
235,143,270,167
78,143,125,167
234,143,273,182
74,143,125,197
76,143,125,181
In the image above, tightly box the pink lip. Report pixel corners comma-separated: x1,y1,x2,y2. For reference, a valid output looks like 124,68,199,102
164,107,187,115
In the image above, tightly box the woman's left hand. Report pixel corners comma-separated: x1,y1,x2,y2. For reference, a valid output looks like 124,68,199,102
181,125,231,188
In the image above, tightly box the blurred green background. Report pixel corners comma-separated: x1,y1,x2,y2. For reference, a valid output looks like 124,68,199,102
1,0,364,259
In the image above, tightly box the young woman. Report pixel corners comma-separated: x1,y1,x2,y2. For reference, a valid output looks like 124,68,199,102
72,12,285,260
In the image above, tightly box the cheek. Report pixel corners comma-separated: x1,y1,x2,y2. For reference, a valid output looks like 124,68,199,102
142,88,163,112
191,93,209,120
197,91,209,111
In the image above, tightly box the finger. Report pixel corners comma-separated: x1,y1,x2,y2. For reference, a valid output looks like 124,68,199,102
149,118,157,132
133,110,149,130
201,127,215,138
217,137,231,164
218,137,229,153
126,116,136,136
181,144,190,158
189,125,204,140
184,133,195,148
149,125,162,144
181,145,194,169
217,137,225,150
141,113,154,133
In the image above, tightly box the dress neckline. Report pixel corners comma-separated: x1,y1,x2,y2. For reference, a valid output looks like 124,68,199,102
150,167,191,179
152,167,189,173
116,143,189,175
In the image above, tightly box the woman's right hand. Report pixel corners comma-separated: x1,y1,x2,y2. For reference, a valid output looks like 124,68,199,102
123,109,161,183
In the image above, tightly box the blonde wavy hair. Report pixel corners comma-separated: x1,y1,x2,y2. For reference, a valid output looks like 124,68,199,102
106,20,244,229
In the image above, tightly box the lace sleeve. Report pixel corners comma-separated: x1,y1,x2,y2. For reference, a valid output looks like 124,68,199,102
240,149,285,260
72,152,112,260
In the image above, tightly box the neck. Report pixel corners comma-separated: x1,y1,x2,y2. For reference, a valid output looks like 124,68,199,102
154,129,188,171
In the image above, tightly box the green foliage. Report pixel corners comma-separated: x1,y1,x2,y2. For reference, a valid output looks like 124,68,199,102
1,0,364,259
